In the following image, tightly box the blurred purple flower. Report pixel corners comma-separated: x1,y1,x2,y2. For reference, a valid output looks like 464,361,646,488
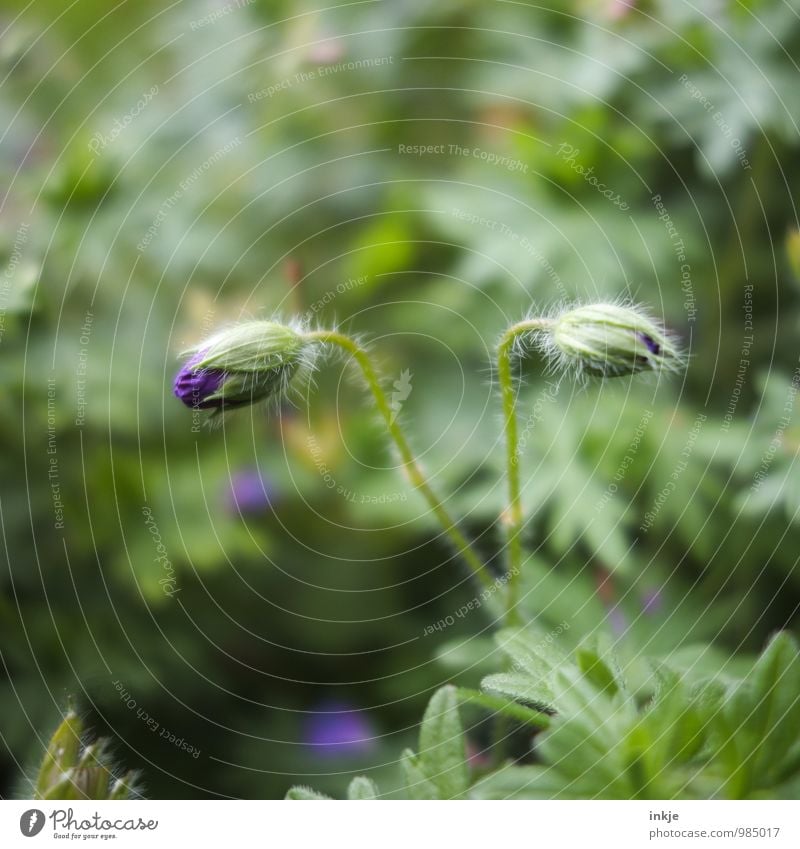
303,700,376,759
641,587,664,616
607,605,628,636
226,469,276,514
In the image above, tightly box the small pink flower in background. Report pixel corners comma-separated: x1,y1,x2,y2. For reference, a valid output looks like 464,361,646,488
467,741,491,770
308,38,345,65
609,0,636,19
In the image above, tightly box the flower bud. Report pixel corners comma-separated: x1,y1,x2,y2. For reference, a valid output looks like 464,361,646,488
35,713,135,800
174,320,311,412
35,711,82,796
546,302,682,377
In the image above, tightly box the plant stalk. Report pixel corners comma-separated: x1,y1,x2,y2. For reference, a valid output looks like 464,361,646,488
496,319,555,626
304,329,494,592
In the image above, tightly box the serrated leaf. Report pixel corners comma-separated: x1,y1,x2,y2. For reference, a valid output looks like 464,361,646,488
400,748,438,800
416,686,469,799
481,672,554,710
495,627,567,679
576,643,626,697
470,765,568,799
347,776,379,800
721,631,800,795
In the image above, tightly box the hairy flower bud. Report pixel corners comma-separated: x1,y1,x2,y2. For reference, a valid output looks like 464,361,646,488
35,711,136,800
544,302,682,377
174,320,311,412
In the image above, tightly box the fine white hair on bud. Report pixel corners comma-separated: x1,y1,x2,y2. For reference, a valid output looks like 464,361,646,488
537,301,684,378
174,319,316,414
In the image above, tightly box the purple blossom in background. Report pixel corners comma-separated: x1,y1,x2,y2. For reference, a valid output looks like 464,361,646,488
641,587,664,616
226,469,276,514
173,352,227,410
303,700,376,759
607,605,628,636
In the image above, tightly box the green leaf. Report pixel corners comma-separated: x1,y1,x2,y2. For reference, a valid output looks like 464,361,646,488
400,749,438,800
481,672,554,710
347,776,379,800
721,632,800,796
456,688,550,728
285,786,332,800
576,641,627,697
470,765,569,799
416,685,469,799
495,627,567,679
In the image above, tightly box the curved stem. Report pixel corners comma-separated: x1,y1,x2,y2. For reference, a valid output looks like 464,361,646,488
496,319,555,626
304,329,494,592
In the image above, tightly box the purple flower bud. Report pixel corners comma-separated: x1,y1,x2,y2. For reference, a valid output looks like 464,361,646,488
303,700,376,759
173,353,228,410
637,333,661,356
173,320,314,416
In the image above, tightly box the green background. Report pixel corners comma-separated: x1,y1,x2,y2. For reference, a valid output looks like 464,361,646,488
1,0,799,799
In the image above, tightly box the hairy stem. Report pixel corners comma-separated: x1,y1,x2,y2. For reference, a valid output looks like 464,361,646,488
496,319,555,626
304,329,494,592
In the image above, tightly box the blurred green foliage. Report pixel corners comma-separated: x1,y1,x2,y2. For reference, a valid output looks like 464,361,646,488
1,0,799,799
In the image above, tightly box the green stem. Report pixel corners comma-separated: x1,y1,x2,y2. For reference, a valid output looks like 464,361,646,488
496,319,555,627
304,329,494,592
